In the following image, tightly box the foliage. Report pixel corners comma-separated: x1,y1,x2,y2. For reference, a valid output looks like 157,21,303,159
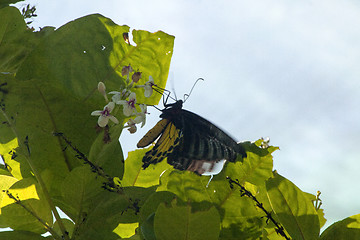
0,5,359,240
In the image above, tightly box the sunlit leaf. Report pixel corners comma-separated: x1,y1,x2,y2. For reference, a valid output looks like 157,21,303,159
0,6,41,73
0,137,31,179
121,148,172,188
225,141,276,186
0,177,53,234
0,174,18,227
266,172,320,240
113,222,139,239
304,191,327,229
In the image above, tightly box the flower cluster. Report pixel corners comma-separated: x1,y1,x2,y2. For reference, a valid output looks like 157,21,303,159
91,64,155,133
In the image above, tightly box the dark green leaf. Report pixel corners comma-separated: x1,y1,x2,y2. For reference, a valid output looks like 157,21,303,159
154,200,220,240
88,125,124,178
60,166,103,220
0,230,46,240
139,191,177,239
53,218,74,239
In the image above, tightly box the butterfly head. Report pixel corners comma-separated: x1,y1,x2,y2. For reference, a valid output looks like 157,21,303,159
164,99,183,110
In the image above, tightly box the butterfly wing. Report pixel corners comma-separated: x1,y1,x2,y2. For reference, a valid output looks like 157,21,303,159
137,100,246,175
162,108,246,174
137,118,183,169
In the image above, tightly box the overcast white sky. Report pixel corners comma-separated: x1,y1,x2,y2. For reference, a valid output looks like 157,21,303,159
14,0,360,230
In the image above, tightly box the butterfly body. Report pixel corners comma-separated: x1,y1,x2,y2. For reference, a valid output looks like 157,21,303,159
137,100,246,175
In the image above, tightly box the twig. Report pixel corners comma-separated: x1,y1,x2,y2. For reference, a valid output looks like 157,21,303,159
3,190,64,240
53,132,114,184
227,177,291,240
53,132,140,213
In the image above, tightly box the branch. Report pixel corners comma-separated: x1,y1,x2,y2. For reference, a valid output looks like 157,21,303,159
227,177,291,240
3,190,64,240
53,132,140,214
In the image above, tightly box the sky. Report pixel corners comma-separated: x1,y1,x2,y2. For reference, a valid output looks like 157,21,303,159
12,0,360,230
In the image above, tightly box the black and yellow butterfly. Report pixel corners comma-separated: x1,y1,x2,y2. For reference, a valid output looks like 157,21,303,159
137,99,246,175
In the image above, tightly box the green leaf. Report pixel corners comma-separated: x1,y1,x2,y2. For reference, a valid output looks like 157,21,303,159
60,166,103,220
75,191,130,240
215,181,265,239
153,140,277,239
0,7,39,73
141,213,156,240
157,170,211,202
0,166,11,176
121,148,172,187
0,137,31,179
113,222,139,239
127,29,174,105
0,177,53,234
76,186,155,240
53,218,74,239
266,172,320,240
304,191,327,229
154,200,220,240
139,191,177,239
225,141,276,186
0,230,47,240
88,125,124,178
0,174,18,227
1,13,174,199
320,213,360,240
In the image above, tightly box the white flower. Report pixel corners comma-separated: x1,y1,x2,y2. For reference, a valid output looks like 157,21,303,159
97,82,108,102
134,104,147,127
124,118,137,133
91,102,119,127
117,92,137,116
260,137,270,149
135,76,155,98
109,89,130,104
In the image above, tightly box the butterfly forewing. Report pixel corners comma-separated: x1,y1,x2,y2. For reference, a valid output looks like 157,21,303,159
140,121,182,169
137,119,169,148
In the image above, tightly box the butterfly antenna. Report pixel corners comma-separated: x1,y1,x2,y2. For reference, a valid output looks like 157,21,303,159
184,78,204,102
151,84,176,107
169,71,178,101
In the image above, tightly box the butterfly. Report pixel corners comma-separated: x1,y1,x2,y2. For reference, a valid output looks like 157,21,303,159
137,99,247,175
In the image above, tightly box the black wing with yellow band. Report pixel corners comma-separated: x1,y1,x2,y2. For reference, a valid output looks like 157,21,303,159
137,100,246,175
138,118,182,169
